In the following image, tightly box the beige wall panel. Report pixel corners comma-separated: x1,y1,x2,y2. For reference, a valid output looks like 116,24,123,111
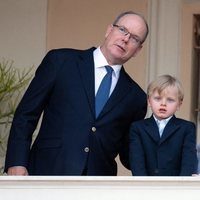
47,0,148,89
0,0,47,68
181,2,200,121
0,0,48,173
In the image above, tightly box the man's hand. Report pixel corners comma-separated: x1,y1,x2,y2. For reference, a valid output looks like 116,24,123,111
7,166,29,176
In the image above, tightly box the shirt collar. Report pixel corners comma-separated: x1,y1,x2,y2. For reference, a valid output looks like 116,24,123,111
93,47,122,77
153,115,173,125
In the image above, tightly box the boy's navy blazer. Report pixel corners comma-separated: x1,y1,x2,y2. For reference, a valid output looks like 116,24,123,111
5,47,147,175
129,115,198,176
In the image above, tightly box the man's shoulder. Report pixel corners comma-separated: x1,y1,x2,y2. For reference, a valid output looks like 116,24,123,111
122,70,146,95
46,47,96,56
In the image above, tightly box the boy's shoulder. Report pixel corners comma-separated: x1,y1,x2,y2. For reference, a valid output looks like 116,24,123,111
132,115,195,127
172,116,195,126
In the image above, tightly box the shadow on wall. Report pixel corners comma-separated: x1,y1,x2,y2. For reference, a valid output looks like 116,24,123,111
198,144,200,174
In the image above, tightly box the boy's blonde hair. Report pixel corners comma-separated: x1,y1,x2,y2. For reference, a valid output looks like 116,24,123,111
147,74,184,102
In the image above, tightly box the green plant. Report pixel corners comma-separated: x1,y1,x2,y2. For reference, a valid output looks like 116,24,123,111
0,60,33,174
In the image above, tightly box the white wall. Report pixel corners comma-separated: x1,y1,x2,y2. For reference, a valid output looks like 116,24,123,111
0,0,47,68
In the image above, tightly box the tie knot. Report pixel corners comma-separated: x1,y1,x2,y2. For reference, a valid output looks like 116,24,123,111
157,119,167,137
105,65,113,74
158,119,166,125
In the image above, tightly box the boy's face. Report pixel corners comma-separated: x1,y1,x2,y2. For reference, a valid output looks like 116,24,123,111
148,86,182,120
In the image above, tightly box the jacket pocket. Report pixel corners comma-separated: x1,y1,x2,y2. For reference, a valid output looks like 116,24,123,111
34,138,61,149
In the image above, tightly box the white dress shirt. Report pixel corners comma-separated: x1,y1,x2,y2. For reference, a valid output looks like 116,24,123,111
93,47,122,96
153,115,172,137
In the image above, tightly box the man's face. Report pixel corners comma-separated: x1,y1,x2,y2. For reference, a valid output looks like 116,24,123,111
100,14,147,65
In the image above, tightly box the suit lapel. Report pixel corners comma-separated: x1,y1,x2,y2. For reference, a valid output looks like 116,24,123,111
76,50,136,119
160,116,180,143
77,47,96,117
97,67,132,118
145,116,181,144
144,116,160,142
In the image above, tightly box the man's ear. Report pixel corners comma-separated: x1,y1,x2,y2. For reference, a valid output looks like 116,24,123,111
105,24,113,38
132,44,143,58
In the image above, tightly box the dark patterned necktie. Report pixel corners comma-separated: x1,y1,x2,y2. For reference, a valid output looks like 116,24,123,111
95,65,113,118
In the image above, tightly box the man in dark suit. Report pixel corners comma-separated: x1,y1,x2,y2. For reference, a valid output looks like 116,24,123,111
129,75,198,176
5,11,149,176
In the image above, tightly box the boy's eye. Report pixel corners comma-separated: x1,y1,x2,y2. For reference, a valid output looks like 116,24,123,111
167,98,175,102
154,96,161,101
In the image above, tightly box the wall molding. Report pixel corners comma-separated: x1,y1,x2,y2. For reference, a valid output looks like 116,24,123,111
146,0,182,85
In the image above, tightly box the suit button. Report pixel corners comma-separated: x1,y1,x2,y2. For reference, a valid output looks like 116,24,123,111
154,169,159,174
91,127,96,132
84,147,89,152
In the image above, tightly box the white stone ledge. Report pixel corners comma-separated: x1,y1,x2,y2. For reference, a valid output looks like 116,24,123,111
0,176,200,200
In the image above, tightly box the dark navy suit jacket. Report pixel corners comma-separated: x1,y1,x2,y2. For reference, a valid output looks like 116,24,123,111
129,115,198,176
5,47,147,175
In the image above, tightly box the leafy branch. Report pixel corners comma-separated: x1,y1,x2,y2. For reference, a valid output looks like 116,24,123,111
0,60,33,125
0,60,34,174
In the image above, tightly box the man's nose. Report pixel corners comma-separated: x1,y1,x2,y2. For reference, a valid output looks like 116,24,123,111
123,33,131,42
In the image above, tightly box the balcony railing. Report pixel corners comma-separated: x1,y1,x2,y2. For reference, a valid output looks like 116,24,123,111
0,176,200,200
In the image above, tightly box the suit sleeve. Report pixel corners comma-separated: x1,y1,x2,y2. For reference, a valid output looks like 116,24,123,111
119,98,147,170
180,122,198,175
129,122,147,176
4,50,58,171
119,85,147,170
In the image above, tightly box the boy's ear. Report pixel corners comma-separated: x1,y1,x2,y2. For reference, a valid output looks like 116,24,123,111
147,97,151,107
177,101,183,111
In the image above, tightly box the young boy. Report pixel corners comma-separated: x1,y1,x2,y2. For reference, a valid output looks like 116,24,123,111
129,74,198,176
